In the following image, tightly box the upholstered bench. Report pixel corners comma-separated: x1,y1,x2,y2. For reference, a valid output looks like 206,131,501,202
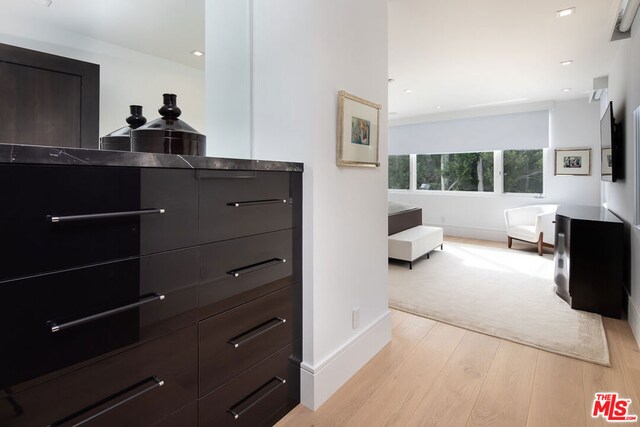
388,225,444,269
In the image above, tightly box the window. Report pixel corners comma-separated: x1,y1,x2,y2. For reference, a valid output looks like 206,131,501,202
416,152,494,191
503,149,543,194
388,155,410,189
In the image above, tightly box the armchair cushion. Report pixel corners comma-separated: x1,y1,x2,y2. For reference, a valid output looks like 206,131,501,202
504,204,558,245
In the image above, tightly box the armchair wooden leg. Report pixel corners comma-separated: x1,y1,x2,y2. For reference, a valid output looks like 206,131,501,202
508,236,513,249
537,233,543,256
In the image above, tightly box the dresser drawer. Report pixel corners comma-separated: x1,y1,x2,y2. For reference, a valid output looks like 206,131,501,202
0,164,198,281
153,402,197,427
198,170,293,244
0,248,198,389
199,286,298,396
198,342,299,427
199,229,294,318
0,326,197,427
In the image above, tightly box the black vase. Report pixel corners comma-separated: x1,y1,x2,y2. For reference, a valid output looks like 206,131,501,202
131,94,206,156
99,105,147,151
126,105,147,129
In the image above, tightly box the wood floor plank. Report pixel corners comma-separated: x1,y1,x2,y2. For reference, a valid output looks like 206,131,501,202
276,314,436,426
467,340,538,427
582,318,638,426
405,331,500,427
527,351,586,427
601,318,640,420
349,322,466,426
609,318,640,371
391,307,413,329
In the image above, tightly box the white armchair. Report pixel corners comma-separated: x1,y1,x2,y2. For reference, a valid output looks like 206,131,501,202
504,204,558,256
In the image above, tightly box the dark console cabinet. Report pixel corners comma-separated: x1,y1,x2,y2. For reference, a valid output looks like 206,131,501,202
554,205,624,318
0,145,303,427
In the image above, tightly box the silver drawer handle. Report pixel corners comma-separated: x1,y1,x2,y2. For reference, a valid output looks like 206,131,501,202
48,208,165,223
48,294,165,333
227,199,287,207
228,377,287,420
48,376,164,427
227,258,287,278
227,317,287,349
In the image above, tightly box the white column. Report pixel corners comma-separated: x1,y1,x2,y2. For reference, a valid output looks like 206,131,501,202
252,0,390,409
205,0,252,158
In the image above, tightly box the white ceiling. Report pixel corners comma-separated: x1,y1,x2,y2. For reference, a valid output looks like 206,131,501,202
0,0,627,118
388,0,625,122
0,0,205,69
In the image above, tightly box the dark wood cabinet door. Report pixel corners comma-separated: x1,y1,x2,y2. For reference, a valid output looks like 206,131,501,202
0,326,197,427
0,164,198,281
199,286,299,397
199,229,294,318
0,43,99,148
0,248,199,390
198,170,294,244
198,343,300,427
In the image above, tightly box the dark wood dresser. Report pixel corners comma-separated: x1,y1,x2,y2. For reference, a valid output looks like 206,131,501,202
0,144,302,426
554,205,624,318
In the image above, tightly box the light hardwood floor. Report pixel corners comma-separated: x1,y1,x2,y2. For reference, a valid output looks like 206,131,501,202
276,239,640,427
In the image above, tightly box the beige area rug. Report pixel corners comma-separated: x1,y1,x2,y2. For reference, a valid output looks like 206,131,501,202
388,241,610,366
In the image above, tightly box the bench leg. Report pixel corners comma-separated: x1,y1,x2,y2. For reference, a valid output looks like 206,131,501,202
427,253,430,259
441,243,443,250
508,236,513,249
409,261,412,270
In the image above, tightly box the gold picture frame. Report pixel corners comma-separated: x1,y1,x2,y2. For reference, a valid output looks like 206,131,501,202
336,90,382,167
554,148,592,176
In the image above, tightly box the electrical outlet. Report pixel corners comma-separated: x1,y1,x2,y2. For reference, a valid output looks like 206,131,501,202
352,307,360,329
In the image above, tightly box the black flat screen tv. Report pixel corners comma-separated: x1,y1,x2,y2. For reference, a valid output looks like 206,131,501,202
600,101,619,182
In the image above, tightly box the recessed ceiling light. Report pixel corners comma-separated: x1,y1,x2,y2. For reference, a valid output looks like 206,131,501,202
556,7,575,17
560,60,574,66
32,0,52,6
404,89,413,93
561,88,572,92
435,106,442,109
388,78,395,83
191,50,204,57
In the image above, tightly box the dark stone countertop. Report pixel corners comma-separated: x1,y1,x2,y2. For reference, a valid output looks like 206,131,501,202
0,144,304,172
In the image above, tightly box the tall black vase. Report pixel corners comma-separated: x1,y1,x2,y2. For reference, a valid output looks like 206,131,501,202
130,94,206,156
99,105,147,152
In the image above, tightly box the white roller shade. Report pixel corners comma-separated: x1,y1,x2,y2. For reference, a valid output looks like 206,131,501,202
389,110,549,155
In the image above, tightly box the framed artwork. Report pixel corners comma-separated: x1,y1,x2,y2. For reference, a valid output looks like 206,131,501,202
555,148,591,176
601,147,613,176
337,90,382,167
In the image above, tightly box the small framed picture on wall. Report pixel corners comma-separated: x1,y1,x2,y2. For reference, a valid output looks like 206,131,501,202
555,148,592,176
336,90,382,167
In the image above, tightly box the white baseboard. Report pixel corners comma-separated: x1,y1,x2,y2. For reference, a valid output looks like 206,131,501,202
626,291,640,349
424,223,507,242
299,310,392,410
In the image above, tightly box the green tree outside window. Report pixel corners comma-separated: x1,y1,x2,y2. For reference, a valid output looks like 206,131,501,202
503,150,543,193
388,155,410,189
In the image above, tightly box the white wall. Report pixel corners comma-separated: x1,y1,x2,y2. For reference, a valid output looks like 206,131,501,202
0,16,205,139
252,0,390,410
205,0,251,158
389,98,602,241
602,17,640,345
